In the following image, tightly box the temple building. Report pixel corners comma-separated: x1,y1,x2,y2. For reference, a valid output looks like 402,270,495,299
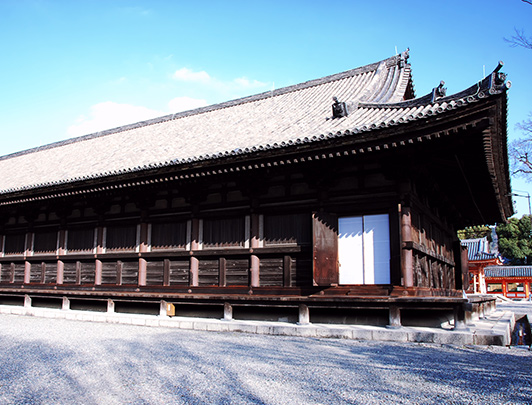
461,236,502,294
0,50,513,327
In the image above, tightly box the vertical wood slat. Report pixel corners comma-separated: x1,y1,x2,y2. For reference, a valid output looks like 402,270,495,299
24,261,31,284
219,257,226,287
116,261,123,285
283,255,292,287
163,259,170,286
40,262,46,284
76,261,82,284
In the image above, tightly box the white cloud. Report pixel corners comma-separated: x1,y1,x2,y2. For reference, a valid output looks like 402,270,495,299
66,68,269,138
67,101,165,137
233,76,268,89
173,67,211,84
168,96,208,113
172,67,269,92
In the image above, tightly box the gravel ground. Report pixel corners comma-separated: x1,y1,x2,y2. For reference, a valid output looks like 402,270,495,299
0,314,531,405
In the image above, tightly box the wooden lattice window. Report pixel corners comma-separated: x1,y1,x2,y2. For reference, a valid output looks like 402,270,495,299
67,228,95,253
264,213,311,246
151,221,187,250
4,233,26,255
106,224,137,251
33,230,58,254
202,217,245,248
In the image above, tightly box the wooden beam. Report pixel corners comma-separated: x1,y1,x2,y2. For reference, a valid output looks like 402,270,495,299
401,205,414,288
219,257,226,287
283,255,292,287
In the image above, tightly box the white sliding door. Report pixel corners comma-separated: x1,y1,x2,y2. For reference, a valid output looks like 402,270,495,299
338,214,390,285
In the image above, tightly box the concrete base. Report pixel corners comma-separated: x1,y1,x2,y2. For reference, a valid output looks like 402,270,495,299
0,303,515,346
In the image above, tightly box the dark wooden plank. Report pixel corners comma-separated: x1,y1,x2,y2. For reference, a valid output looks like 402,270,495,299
146,260,164,286
13,262,25,283
121,260,138,285
62,262,77,284
101,261,117,285
44,262,57,284
312,211,338,286
219,257,227,287
283,255,292,287
29,262,44,283
169,260,189,285
226,258,248,286
0,263,13,283
80,261,95,285
291,257,312,287
198,259,218,286
259,257,283,287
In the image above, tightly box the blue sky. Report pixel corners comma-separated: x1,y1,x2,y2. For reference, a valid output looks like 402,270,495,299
1,0,531,217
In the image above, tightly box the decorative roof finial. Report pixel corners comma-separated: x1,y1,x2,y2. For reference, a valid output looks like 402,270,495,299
431,81,447,102
488,61,511,94
332,97,348,118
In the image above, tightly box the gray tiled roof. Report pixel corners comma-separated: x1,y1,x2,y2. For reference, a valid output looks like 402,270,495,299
461,238,498,261
485,266,532,278
0,50,506,194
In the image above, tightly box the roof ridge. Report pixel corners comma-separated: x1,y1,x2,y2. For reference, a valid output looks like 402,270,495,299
0,52,409,163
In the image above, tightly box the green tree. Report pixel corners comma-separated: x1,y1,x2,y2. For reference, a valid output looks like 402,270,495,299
496,215,532,264
457,225,492,241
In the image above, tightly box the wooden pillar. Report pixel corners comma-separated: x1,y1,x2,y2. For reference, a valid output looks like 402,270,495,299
57,260,64,284
95,259,102,285
75,261,82,285
138,258,147,286
24,261,31,284
388,305,401,328
23,231,33,285
138,222,149,286
400,206,414,288
163,259,170,286
250,214,260,287
95,226,104,286
219,257,227,287
190,218,200,287
298,304,310,325
250,255,260,287
57,229,67,285
40,262,46,284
